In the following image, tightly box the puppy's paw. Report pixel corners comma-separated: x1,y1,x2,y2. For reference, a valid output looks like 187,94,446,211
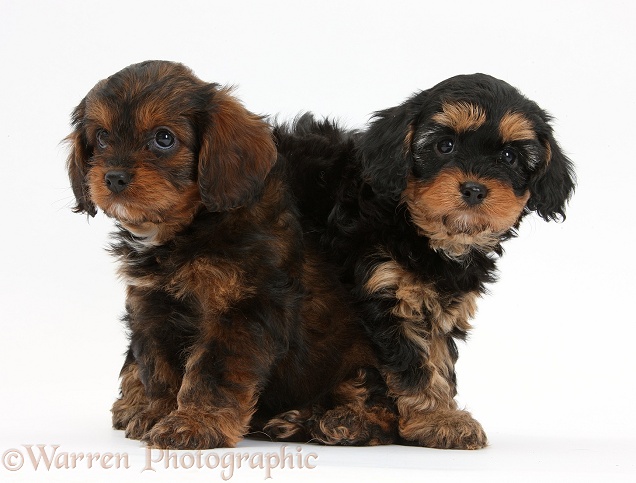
400,409,487,450
311,404,397,446
144,409,243,450
124,402,175,440
264,408,313,440
111,398,146,430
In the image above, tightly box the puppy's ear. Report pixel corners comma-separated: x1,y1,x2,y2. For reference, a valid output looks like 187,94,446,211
527,119,576,221
65,98,97,217
358,98,419,200
197,87,277,212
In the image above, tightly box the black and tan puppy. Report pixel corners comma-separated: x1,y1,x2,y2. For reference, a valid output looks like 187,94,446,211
66,60,396,449
276,74,575,449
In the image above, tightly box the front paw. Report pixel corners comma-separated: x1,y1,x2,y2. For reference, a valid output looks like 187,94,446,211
111,398,146,430
144,409,244,450
124,402,174,440
400,409,487,450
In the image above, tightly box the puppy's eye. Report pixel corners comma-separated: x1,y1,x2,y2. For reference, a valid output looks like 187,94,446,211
436,139,455,154
154,129,175,149
96,130,109,149
501,148,518,165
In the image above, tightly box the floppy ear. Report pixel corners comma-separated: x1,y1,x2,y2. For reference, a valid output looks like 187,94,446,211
65,98,97,217
527,122,576,221
197,87,277,212
358,96,421,201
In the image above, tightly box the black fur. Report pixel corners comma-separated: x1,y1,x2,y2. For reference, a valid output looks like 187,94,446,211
276,73,575,448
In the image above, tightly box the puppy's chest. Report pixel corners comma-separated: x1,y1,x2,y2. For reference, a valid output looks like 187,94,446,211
364,256,477,335
119,247,252,313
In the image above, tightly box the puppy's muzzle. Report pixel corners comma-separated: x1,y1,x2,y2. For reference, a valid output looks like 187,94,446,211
105,170,132,194
460,181,488,206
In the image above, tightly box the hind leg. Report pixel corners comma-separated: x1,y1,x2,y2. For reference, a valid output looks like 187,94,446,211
265,368,397,446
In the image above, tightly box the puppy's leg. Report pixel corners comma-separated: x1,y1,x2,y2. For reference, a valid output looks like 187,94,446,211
122,343,181,441
265,368,398,446
309,367,398,446
111,348,148,430
117,288,184,440
361,260,486,449
145,309,276,450
388,333,487,450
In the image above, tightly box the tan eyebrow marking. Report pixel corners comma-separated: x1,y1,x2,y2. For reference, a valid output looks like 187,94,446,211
85,100,114,131
543,140,552,165
499,111,537,143
403,124,415,153
431,101,486,133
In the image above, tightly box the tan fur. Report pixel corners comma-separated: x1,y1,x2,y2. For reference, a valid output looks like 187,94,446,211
83,84,112,128
332,369,369,404
402,172,530,257
403,124,415,153
124,398,178,440
146,406,248,449
363,256,484,448
499,111,537,143
365,258,477,335
167,258,252,311
263,409,312,440
399,409,487,450
544,140,552,166
111,363,148,430
364,257,477,408
432,101,486,133
315,403,396,446
153,349,259,449
88,163,203,245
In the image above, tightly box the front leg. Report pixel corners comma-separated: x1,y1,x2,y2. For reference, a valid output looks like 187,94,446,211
111,348,148,430
120,288,183,440
122,339,181,440
378,315,486,449
112,355,179,441
360,256,486,449
145,307,278,450
388,333,487,450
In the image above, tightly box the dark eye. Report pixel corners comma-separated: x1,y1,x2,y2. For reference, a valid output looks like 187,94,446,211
154,129,175,149
436,138,455,154
96,130,109,149
501,148,518,165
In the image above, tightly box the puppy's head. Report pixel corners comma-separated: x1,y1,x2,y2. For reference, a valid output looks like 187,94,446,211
66,60,276,237
358,74,575,256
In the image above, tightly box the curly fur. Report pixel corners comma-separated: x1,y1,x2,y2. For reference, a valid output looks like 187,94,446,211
276,74,575,449
66,60,397,450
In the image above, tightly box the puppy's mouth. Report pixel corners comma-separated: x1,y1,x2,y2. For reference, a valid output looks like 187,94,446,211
402,171,529,256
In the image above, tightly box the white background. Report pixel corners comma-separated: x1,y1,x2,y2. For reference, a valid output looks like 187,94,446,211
1,0,635,481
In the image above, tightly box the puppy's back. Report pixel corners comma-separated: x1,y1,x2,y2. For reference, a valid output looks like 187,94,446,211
275,114,357,228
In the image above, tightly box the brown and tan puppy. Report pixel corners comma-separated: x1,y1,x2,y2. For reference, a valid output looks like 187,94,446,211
66,60,397,450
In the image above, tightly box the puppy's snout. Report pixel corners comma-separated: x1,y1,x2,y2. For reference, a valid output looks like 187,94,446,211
105,170,132,194
460,181,488,206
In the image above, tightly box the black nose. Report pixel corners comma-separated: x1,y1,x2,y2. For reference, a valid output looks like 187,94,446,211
105,170,132,194
460,181,488,206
